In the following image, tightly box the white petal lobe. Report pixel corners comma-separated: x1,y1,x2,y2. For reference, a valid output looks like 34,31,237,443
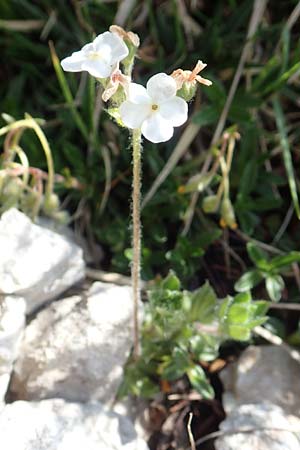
81,60,112,78
60,51,85,72
159,97,188,126
81,43,94,54
146,73,177,103
141,114,174,143
119,101,150,129
128,83,151,104
94,32,128,64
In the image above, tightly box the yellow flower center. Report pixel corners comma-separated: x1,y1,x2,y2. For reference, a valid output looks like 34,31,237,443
151,104,159,111
88,51,102,61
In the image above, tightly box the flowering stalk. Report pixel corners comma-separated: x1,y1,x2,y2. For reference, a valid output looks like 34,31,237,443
131,129,142,358
59,27,212,361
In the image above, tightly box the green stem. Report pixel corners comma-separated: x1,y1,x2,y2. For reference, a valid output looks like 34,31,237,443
28,117,55,197
131,129,142,359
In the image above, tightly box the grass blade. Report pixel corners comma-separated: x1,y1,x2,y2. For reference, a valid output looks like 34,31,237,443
272,95,300,219
49,40,89,141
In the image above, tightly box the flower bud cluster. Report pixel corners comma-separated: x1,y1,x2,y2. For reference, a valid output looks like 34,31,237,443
0,169,69,222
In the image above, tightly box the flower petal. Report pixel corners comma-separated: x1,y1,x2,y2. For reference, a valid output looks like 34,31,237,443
159,96,188,126
102,79,119,102
146,73,177,103
141,113,174,143
81,60,112,78
119,101,150,129
128,83,151,104
81,43,94,54
93,31,129,65
61,50,86,72
195,75,213,86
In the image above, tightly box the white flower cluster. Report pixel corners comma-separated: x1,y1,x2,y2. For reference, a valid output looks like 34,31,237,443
61,29,211,143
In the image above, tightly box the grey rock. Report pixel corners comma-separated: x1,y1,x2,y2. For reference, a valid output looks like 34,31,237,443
0,398,149,450
0,208,85,314
215,403,300,450
37,216,103,264
220,345,300,416
0,296,25,405
10,282,134,405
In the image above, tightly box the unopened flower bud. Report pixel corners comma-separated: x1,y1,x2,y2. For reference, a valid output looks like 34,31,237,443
202,195,219,213
176,82,198,102
183,173,212,194
50,210,70,225
220,198,237,229
171,60,212,101
1,177,22,203
20,190,41,214
43,193,60,214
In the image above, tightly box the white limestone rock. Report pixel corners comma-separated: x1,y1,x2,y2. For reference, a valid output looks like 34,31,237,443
215,403,300,450
0,398,149,450
10,282,135,405
0,296,26,406
37,216,102,264
220,345,300,416
0,208,85,314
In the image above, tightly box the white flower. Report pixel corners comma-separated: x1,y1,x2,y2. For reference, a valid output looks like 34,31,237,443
61,31,129,79
119,73,188,143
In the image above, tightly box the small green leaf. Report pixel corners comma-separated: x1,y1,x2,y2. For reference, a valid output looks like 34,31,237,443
218,296,232,322
269,252,300,270
187,365,214,399
159,347,190,380
246,242,269,269
228,304,250,324
161,271,181,291
220,293,268,340
228,324,251,341
233,292,252,304
251,300,269,317
190,334,219,362
266,275,285,302
189,281,217,323
234,270,263,292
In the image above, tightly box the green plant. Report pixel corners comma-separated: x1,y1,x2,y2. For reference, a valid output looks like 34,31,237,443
235,242,300,302
120,271,268,398
59,25,213,358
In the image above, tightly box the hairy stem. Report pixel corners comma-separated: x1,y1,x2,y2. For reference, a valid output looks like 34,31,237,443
131,129,142,359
